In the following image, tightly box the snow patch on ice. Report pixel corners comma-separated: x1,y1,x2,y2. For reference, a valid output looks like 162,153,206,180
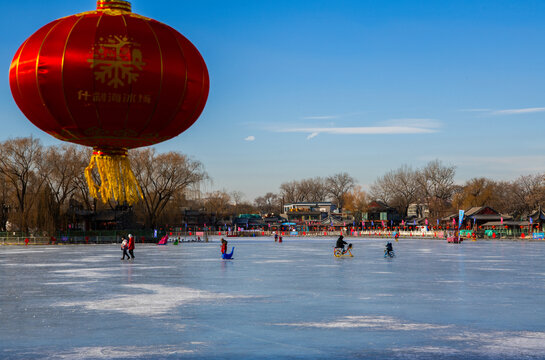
15,263,78,267
476,331,545,355
392,345,461,355
274,315,451,331
476,267,513,271
417,248,433,253
50,345,194,359
445,330,545,356
51,267,119,278
80,256,119,262
45,281,98,286
56,284,252,316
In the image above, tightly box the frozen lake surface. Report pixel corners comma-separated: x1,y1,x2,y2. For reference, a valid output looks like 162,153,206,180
1,237,545,359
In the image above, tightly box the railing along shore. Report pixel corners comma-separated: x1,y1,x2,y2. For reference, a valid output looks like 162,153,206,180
1,229,543,245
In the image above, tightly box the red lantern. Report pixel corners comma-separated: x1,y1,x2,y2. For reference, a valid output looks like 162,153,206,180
9,0,209,204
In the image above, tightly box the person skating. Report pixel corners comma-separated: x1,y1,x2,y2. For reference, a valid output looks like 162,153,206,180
121,237,130,260
335,235,347,252
220,238,227,254
385,241,394,257
127,234,135,259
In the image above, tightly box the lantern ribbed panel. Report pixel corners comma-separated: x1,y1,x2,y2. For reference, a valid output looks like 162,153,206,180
9,4,209,150
9,2,209,204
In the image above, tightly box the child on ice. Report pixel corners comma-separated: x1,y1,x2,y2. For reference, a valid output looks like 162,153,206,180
121,237,130,260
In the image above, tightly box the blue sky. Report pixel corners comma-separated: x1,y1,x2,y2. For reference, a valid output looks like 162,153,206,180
2,1,545,201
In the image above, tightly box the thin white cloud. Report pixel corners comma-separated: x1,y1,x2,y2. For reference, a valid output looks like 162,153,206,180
271,118,440,139
381,118,441,128
279,126,438,136
302,115,340,120
458,108,492,112
492,107,545,115
244,135,255,141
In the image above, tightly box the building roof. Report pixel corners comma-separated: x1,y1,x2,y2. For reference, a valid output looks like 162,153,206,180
465,206,500,217
284,202,334,206
367,200,393,211
528,207,545,222
442,206,511,221
481,221,527,227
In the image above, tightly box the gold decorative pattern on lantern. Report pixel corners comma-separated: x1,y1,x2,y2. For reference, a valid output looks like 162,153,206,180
87,35,146,89
96,0,132,12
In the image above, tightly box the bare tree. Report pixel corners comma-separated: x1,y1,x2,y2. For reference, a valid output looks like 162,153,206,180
131,148,207,228
0,174,11,231
279,180,303,204
370,165,419,216
416,160,456,219
204,190,231,218
41,144,88,230
254,192,281,214
302,177,328,202
505,174,545,216
0,137,47,233
325,172,355,211
230,191,245,215
70,147,96,211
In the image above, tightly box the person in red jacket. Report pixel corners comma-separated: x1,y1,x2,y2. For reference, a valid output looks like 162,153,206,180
127,234,135,259
220,238,227,254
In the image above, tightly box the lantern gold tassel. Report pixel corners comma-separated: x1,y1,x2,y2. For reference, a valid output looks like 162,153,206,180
84,148,143,205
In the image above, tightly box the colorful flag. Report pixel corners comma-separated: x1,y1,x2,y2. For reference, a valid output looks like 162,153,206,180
501,217,503,225
458,210,464,229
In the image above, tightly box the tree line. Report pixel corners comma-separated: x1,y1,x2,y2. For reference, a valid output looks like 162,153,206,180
0,137,206,234
1,137,544,234
252,159,545,222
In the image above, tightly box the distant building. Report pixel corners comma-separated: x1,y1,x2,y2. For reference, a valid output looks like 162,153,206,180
232,214,265,229
407,203,429,218
442,206,512,229
282,202,336,223
364,201,402,224
527,207,545,230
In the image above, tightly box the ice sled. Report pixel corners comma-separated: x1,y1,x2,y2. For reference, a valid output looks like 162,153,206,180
157,235,168,245
447,236,462,244
222,247,235,259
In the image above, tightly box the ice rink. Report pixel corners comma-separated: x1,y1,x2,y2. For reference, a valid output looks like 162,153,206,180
1,237,545,359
